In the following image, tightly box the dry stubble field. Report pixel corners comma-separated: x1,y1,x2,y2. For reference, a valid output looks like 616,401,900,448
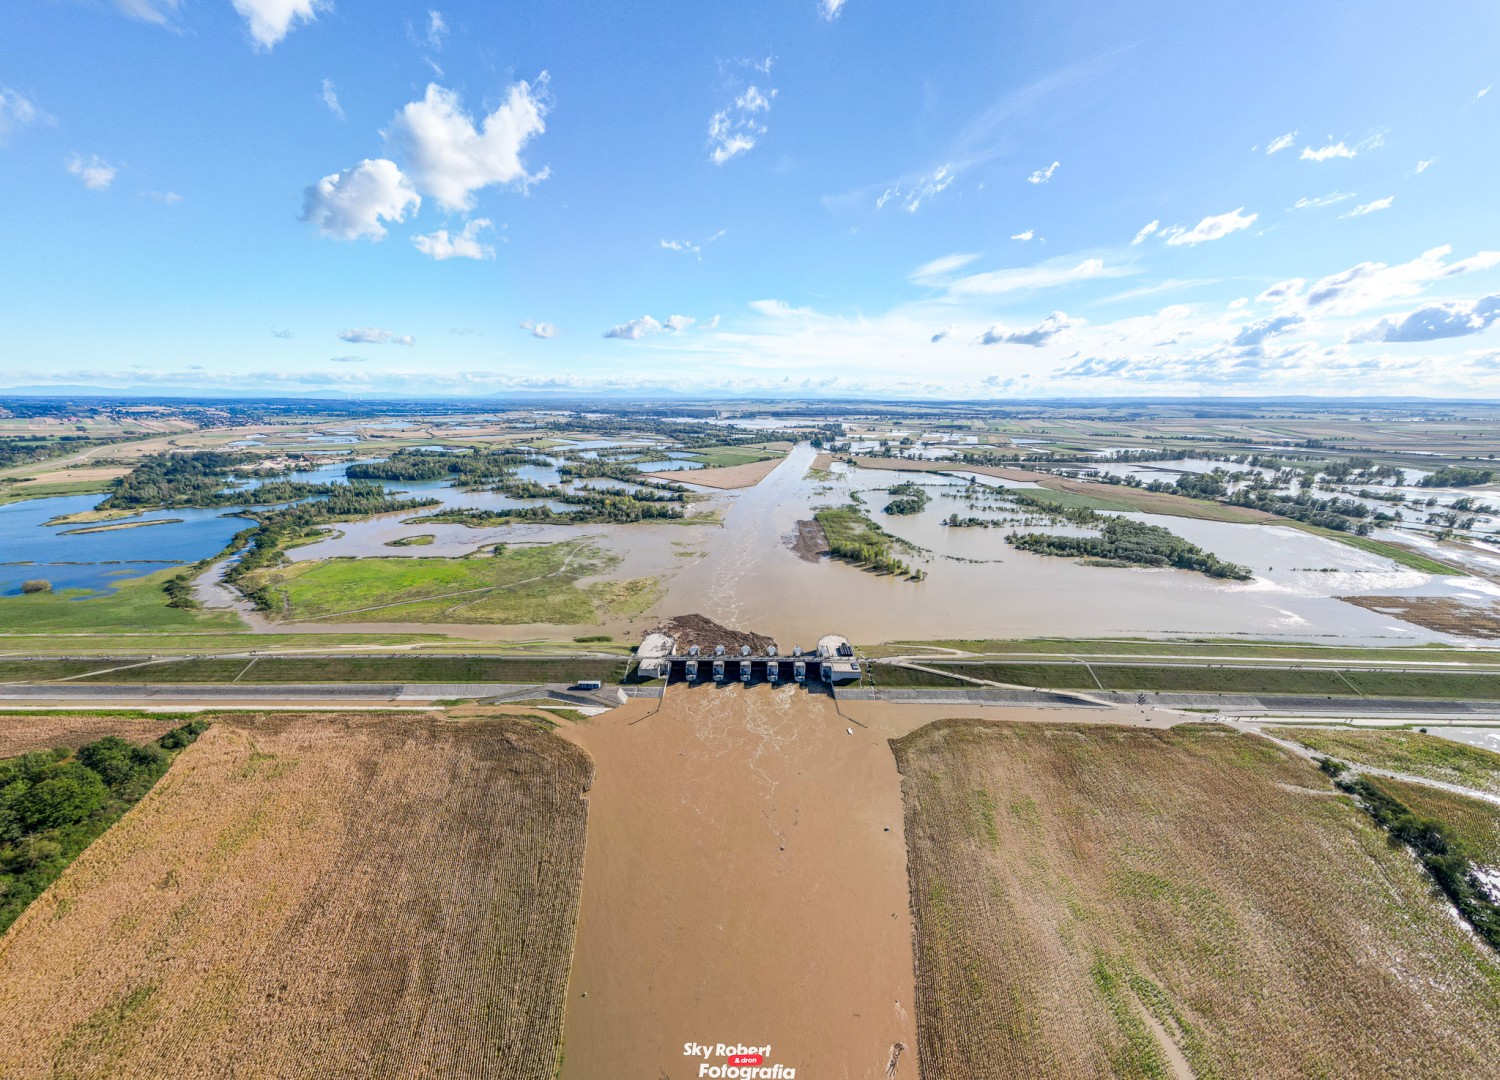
892,720,1500,1079
0,714,184,757
0,711,593,1079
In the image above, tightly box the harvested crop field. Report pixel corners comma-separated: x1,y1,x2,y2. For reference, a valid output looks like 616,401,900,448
648,454,783,489
0,711,593,1079
892,720,1500,1079
0,712,182,756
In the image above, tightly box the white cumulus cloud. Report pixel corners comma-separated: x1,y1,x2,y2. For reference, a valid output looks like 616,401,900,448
1165,207,1257,246
520,320,558,339
1230,313,1305,347
978,312,1081,346
1132,220,1160,245
387,80,550,213
231,0,324,50
1301,141,1356,162
1305,245,1500,315
66,154,116,190
1026,160,1060,184
1011,230,1034,241
603,315,663,340
302,159,420,240
819,0,846,19
412,218,495,260
1348,295,1500,343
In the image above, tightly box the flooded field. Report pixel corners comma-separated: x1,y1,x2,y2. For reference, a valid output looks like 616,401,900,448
9,429,1500,643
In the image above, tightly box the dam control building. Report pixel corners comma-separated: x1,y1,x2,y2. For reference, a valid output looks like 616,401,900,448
636,633,861,686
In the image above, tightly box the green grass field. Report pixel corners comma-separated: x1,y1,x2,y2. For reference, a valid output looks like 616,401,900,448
251,542,610,625
1279,727,1500,794
0,478,116,505
0,570,244,635
685,446,783,467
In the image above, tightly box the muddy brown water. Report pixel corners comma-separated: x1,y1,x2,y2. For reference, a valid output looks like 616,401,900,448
559,686,922,1079
196,442,1497,645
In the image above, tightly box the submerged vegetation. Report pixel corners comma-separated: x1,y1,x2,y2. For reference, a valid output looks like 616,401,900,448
1007,518,1253,579
0,719,209,933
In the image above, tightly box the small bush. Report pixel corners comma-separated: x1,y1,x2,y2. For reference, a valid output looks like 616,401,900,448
20,579,51,594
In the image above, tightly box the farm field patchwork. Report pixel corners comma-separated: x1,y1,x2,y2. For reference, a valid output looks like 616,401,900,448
891,720,1500,1078
0,711,594,1079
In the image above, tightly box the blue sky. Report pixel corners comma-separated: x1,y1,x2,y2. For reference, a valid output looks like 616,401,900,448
2,0,1498,397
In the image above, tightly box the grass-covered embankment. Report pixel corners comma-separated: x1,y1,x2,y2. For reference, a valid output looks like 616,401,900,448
0,655,629,685
867,659,1500,699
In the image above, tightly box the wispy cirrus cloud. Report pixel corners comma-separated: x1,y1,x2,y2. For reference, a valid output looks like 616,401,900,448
320,78,344,120
1340,196,1394,219
1266,131,1296,154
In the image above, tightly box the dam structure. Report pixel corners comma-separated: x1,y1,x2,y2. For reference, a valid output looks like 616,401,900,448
637,632,861,686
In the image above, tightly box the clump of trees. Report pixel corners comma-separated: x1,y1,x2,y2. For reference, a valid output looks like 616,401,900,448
19,580,51,594
1226,489,1377,534
1419,466,1495,488
1007,519,1252,580
0,720,209,933
346,448,547,484
883,482,931,515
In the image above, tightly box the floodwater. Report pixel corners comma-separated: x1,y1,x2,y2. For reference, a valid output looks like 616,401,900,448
1429,727,1500,754
560,687,920,1079
9,440,1497,643
649,444,1466,646
0,494,247,595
